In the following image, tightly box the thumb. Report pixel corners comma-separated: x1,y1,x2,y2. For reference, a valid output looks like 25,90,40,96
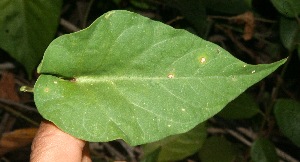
30,120,91,162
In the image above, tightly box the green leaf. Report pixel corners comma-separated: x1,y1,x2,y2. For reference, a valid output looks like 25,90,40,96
279,16,300,51
270,0,300,17
34,10,286,145
0,0,62,75
142,123,206,162
251,138,279,162
198,136,238,162
141,148,161,162
217,93,261,119
274,99,300,147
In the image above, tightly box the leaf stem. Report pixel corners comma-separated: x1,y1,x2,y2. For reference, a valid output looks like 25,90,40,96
20,86,34,93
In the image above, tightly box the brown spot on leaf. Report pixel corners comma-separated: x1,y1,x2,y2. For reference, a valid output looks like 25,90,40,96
44,88,49,92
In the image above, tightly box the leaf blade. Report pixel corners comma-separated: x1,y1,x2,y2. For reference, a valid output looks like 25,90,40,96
271,0,300,17
217,93,261,119
34,10,286,145
198,136,238,162
274,99,300,147
142,123,207,162
251,138,279,162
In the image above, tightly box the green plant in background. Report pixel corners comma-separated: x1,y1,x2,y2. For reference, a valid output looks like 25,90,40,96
0,0,62,76
251,138,279,162
1,0,300,161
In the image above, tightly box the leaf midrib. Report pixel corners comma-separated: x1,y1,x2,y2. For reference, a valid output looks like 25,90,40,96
74,75,231,83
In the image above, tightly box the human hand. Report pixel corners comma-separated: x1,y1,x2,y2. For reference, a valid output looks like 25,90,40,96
30,121,91,162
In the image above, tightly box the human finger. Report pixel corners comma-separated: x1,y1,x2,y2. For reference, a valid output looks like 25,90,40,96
30,120,91,162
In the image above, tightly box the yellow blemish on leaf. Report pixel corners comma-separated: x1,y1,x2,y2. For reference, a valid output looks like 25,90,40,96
199,57,206,64
231,76,237,81
105,11,115,19
167,73,175,78
251,70,256,73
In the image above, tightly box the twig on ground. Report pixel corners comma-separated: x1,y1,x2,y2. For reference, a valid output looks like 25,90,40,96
226,129,252,146
0,113,11,136
166,16,184,25
208,15,277,23
60,19,80,32
89,142,104,157
237,127,299,162
208,126,299,162
82,0,95,28
0,98,37,113
0,104,39,126
216,25,262,63
237,127,257,139
103,142,126,160
117,140,137,162
260,53,292,132
0,63,15,70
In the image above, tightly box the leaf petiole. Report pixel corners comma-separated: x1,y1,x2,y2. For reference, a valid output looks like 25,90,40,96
20,86,34,93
